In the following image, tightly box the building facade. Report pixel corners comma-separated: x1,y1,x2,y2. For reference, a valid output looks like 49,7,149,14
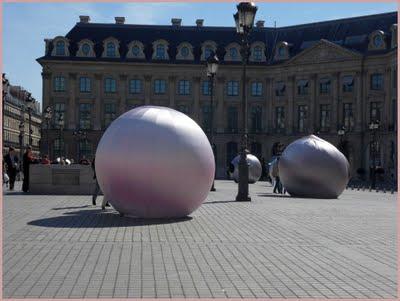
2,74,42,159
37,12,397,180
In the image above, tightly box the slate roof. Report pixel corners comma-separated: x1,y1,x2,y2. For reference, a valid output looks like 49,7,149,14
37,11,397,65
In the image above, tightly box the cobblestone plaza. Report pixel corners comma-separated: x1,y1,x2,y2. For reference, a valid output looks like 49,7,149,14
3,180,397,298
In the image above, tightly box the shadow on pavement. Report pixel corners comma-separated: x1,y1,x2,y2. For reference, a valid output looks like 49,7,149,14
28,209,193,228
257,193,292,198
52,205,90,210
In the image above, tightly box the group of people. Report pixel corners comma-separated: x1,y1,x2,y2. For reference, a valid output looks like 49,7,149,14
3,145,36,192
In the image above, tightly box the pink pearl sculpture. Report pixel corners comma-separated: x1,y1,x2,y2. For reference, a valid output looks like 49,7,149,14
95,106,215,218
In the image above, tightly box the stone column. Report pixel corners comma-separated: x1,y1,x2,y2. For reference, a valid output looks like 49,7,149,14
94,74,102,130
355,71,363,132
68,73,77,130
193,76,201,122
216,76,225,133
265,77,273,133
286,75,295,135
309,74,317,133
168,76,176,108
331,72,339,134
119,74,127,115
144,75,152,105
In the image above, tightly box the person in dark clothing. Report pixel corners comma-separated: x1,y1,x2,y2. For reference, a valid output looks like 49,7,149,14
261,157,266,181
4,147,18,190
91,156,110,209
22,145,35,192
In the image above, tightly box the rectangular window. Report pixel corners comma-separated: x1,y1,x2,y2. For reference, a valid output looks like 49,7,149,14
275,81,286,96
54,103,65,128
342,76,354,92
297,79,309,95
251,82,262,96
343,103,354,130
104,78,116,93
129,79,142,94
79,77,91,93
104,103,116,128
275,106,285,130
320,104,331,131
250,106,262,132
79,103,92,129
53,139,64,158
319,78,331,94
154,79,167,94
227,106,238,133
370,102,382,122
371,73,383,90
202,80,211,96
53,76,65,92
227,81,239,96
298,105,308,132
178,80,190,95
202,105,211,132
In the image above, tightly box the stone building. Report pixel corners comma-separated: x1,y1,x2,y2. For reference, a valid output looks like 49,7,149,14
2,74,41,159
37,11,397,180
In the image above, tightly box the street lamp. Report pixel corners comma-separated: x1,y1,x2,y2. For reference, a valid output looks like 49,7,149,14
369,120,380,189
43,106,53,157
206,52,219,192
57,114,64,158
18,121,25,173
234,2,257,202
26,94,35,146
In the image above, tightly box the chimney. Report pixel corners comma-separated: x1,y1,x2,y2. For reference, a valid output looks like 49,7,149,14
171,18,182,26
115,17,125,24
196,19,204,27
44,39,52,54
79,15,90,23
256,20,264,28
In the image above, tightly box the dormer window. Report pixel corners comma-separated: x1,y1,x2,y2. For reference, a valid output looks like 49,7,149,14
224,43,241,61
106,42,116,57
201,41,217,61
156,44,166,59
181,46,189,58
278,46,285,57
127,41,145,59
368,30,386,51
152,40,169,60
82,43,90,56
230,48,238,60
56,41,65,55
253,46,262,61
132,46,140,56
204,46,213,59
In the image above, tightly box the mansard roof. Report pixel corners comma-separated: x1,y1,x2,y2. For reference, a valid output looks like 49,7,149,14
37,11,397,65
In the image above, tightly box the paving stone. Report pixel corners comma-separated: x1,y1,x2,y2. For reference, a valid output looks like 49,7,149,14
3,180,397,298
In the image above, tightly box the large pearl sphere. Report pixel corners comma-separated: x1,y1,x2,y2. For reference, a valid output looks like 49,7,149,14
230,154,262,183
279,135,350,199
95,106,215,218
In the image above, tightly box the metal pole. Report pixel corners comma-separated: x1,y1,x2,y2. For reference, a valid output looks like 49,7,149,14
210,74,216,191
28,108,32,146
236,33,250,202
47,119,50,157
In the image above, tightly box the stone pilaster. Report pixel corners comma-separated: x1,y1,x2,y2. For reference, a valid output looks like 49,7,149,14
144,75,152,105
193,76,201,122
265,77,273,133
94,74,102,130
384,67,392,131
216,76,225,133
331,72,340,133
309,74,317,133
355,71,363,132
286,75,295,135
168,76,176,108
41,70,52,110
68,73,77,130
119,74,127,114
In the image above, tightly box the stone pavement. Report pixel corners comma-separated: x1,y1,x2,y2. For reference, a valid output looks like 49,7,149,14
3,180,397,298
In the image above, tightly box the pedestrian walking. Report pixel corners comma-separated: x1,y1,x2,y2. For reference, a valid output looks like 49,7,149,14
271,157,282,194
22,145,35,192
91,156,110,210
3,147,18,190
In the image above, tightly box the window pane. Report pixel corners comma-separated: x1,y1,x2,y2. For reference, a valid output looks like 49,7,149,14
79,77,91,92
107,42,115,57
275,106,285,130
298,105,308,132
371,74,383,90
129,79,142,94
202,80,211,95
56,41,65,55
178,80,190,95
79,103,92,129
54,76,65,92
105,78,116,93
154,80,166,94
320,104,331,131
227,106,238,132
156,44,165,59
104,103,116,128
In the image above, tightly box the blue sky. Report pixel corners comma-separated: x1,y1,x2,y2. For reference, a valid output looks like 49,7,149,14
3,2,398,109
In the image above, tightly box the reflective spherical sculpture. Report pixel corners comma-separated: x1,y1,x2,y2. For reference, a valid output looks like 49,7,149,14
95,106,215,218
279,135,350,199
229,154,262,184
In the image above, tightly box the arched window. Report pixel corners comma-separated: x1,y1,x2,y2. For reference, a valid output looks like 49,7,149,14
226,142,238,166
56,40,65,56
253,46,263,61
230,47,238,59
106,42,116,57
156,44,166,59
82,43,90,56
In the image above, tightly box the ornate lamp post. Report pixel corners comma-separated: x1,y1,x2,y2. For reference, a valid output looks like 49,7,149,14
234,2,257,202
18,121,25,173
26,94,35,146
206,52,219,191
369,120,380,189
57,114,64,157
337,126,346,153
43,106,53,157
